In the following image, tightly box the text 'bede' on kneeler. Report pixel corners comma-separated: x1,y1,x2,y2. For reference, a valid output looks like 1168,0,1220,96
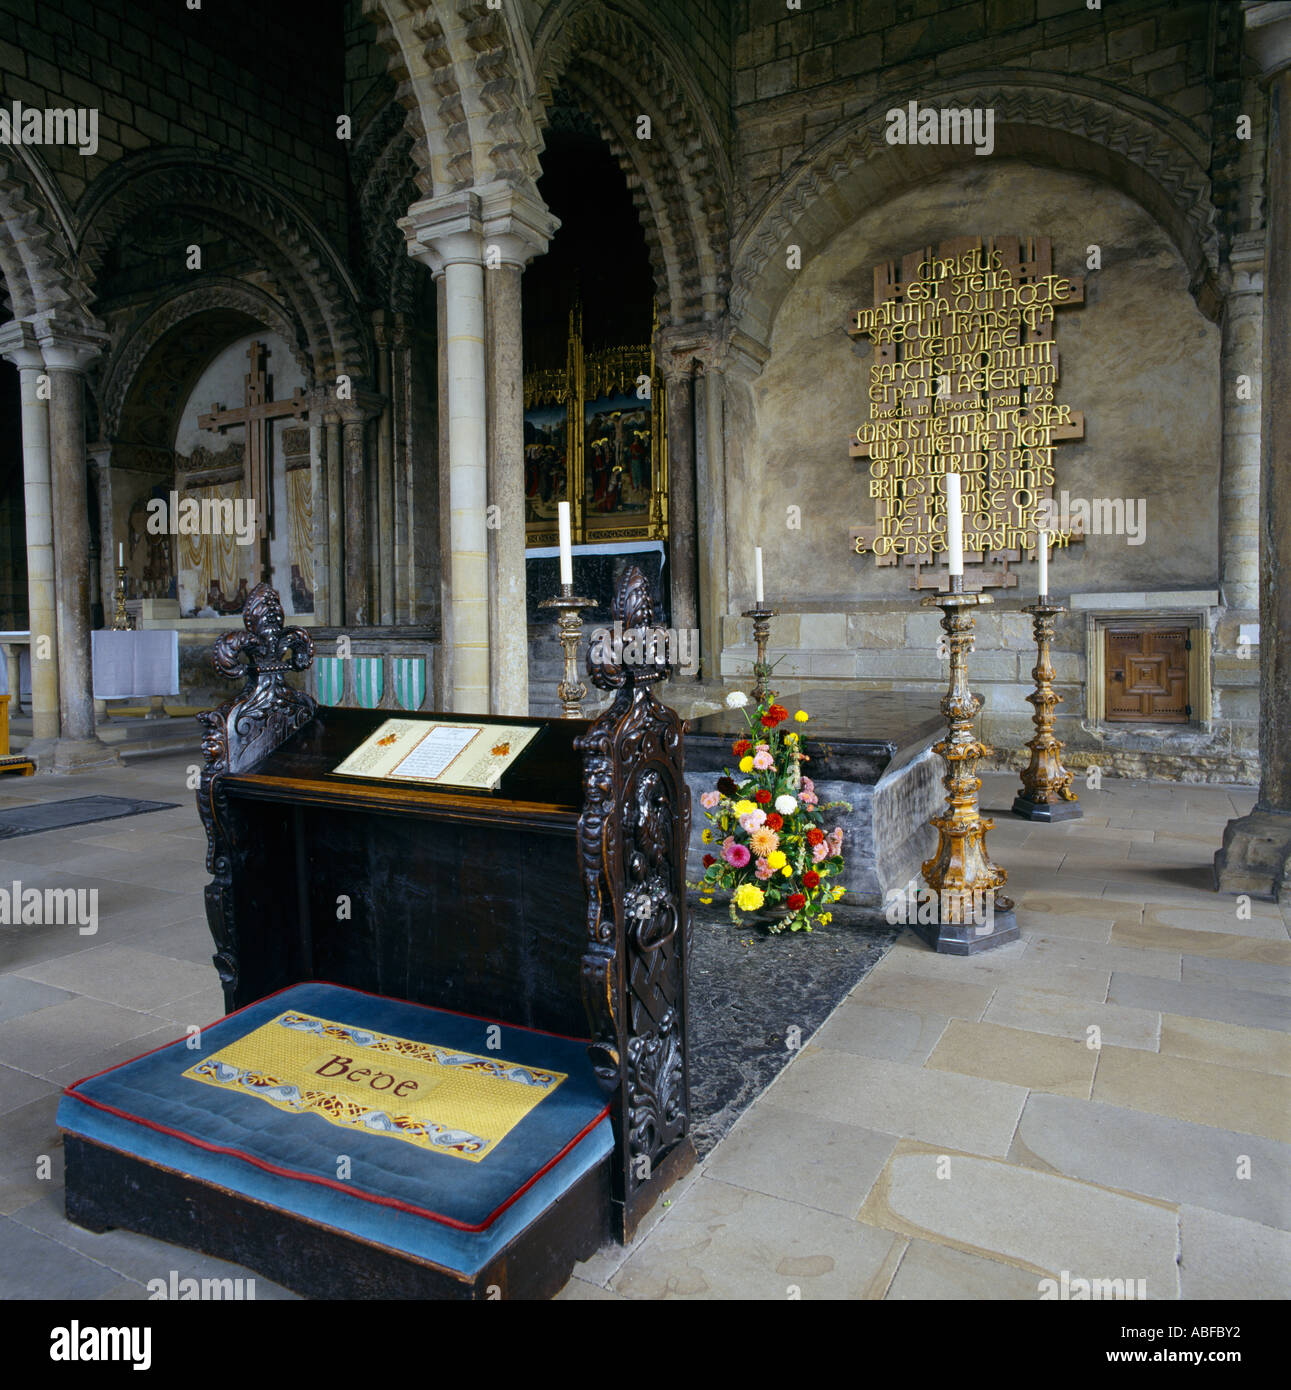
57,568,694,1299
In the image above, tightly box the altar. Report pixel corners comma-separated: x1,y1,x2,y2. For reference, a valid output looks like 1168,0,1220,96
684,691,946,910
91,629,180,702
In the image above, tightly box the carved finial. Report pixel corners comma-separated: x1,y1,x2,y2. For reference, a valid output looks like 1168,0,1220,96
588,564,671,692
210,581,314,692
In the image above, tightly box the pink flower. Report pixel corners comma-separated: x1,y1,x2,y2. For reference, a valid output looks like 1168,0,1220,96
739,810,766,834
700,790,721,810
812,839,829,863
799,789,819,807
754,857,772,880
828,827,844,854
801,776,815,794
723,842,751,868
752,748,775,771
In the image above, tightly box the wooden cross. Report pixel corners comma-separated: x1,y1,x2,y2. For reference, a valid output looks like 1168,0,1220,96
198,342,308,582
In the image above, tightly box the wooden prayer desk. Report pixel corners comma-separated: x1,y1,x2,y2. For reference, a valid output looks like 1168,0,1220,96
60,571,694,1299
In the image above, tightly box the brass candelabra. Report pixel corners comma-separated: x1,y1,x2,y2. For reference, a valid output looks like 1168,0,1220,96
914,578,1018,954
1012,600,1081,821
539,586,596,718
741,605,777,703
112,565,134,631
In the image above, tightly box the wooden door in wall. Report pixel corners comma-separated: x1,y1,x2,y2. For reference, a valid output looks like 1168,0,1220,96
1104,626,1190,722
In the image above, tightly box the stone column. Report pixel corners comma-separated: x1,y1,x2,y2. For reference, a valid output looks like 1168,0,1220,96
1216,2,1291,899
1218,234,1264,617
324,409,343,626
402,184,557,715
482,200,555,716
373,314,396,626
308,410,329,625
36,314,120,770
656,326,701,645
339,398,381,627
0,321,60,750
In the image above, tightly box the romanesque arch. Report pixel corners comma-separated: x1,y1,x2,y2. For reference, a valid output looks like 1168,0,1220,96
74,149,368,382
732,71,1222,352
97,278,307,443
364,0,547,200
0,142,86,323
534,0,731,328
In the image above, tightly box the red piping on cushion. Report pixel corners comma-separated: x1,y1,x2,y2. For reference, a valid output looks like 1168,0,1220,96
61,1089,611,1235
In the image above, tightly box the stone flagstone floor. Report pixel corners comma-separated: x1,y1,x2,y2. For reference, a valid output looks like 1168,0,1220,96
0,753,1287,1300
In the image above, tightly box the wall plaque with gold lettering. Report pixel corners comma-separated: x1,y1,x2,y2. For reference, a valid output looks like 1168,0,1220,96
848,236,1086,592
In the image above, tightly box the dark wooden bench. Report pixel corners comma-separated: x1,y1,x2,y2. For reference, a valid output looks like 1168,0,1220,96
59,567,694,1298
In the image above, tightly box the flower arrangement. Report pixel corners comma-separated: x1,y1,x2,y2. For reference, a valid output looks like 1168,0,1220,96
692,690,850,933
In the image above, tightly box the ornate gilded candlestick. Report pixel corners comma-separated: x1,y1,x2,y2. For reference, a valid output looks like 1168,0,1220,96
539,586,596,718
112,565,134,631
1013,600,1081,821
741,606,777,703
914,579,1018,954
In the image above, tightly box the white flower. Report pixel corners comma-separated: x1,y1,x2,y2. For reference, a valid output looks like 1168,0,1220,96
775,794,798,816
725,691,750,708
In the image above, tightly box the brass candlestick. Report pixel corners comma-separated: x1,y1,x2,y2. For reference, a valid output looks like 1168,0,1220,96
1013,599,1082,821
914,578,1018,954
112,564,134,631
539,586,596,718
741,605,777,703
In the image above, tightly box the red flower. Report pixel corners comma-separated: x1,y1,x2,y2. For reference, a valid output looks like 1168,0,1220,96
702,854,716,867
716,776,738,797
803,870,821,890
768,704,789,724
732,739,751,757
765,812,783,831
754,789,772,805
786,893,806,911
806,827,825,846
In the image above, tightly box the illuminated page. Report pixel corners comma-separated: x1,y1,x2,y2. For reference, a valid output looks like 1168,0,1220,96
332,719,541,791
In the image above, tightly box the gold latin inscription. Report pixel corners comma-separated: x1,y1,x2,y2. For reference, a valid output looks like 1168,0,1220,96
848,237,1085,586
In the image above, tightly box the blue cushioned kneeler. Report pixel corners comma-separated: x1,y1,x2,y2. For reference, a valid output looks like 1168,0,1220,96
59,982,611,1278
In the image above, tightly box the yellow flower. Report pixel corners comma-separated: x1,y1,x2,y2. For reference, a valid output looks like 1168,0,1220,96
795,710,809,723
732,799,756,817
738,755,754,774
767,849,787,871
699,897,713,905
785,732,799,744
782,865,793,877
720,815,729,831
832,886,845,901
701,828,713,844
819,912,832,925
734,884,765,912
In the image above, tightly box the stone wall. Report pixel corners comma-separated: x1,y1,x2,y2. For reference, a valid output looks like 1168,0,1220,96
0,0,350,243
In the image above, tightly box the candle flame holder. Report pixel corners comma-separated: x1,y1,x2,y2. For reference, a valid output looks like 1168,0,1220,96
1012,599,1082,821
741,605,777,704
539,585,596,718
112,564,134,631
913,576,1018,954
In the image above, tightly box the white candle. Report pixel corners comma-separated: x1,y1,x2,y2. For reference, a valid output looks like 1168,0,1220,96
754,547,764,604
118,542,123,567
557,501,573,587
944,472,963,576
1037,528,1049,597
